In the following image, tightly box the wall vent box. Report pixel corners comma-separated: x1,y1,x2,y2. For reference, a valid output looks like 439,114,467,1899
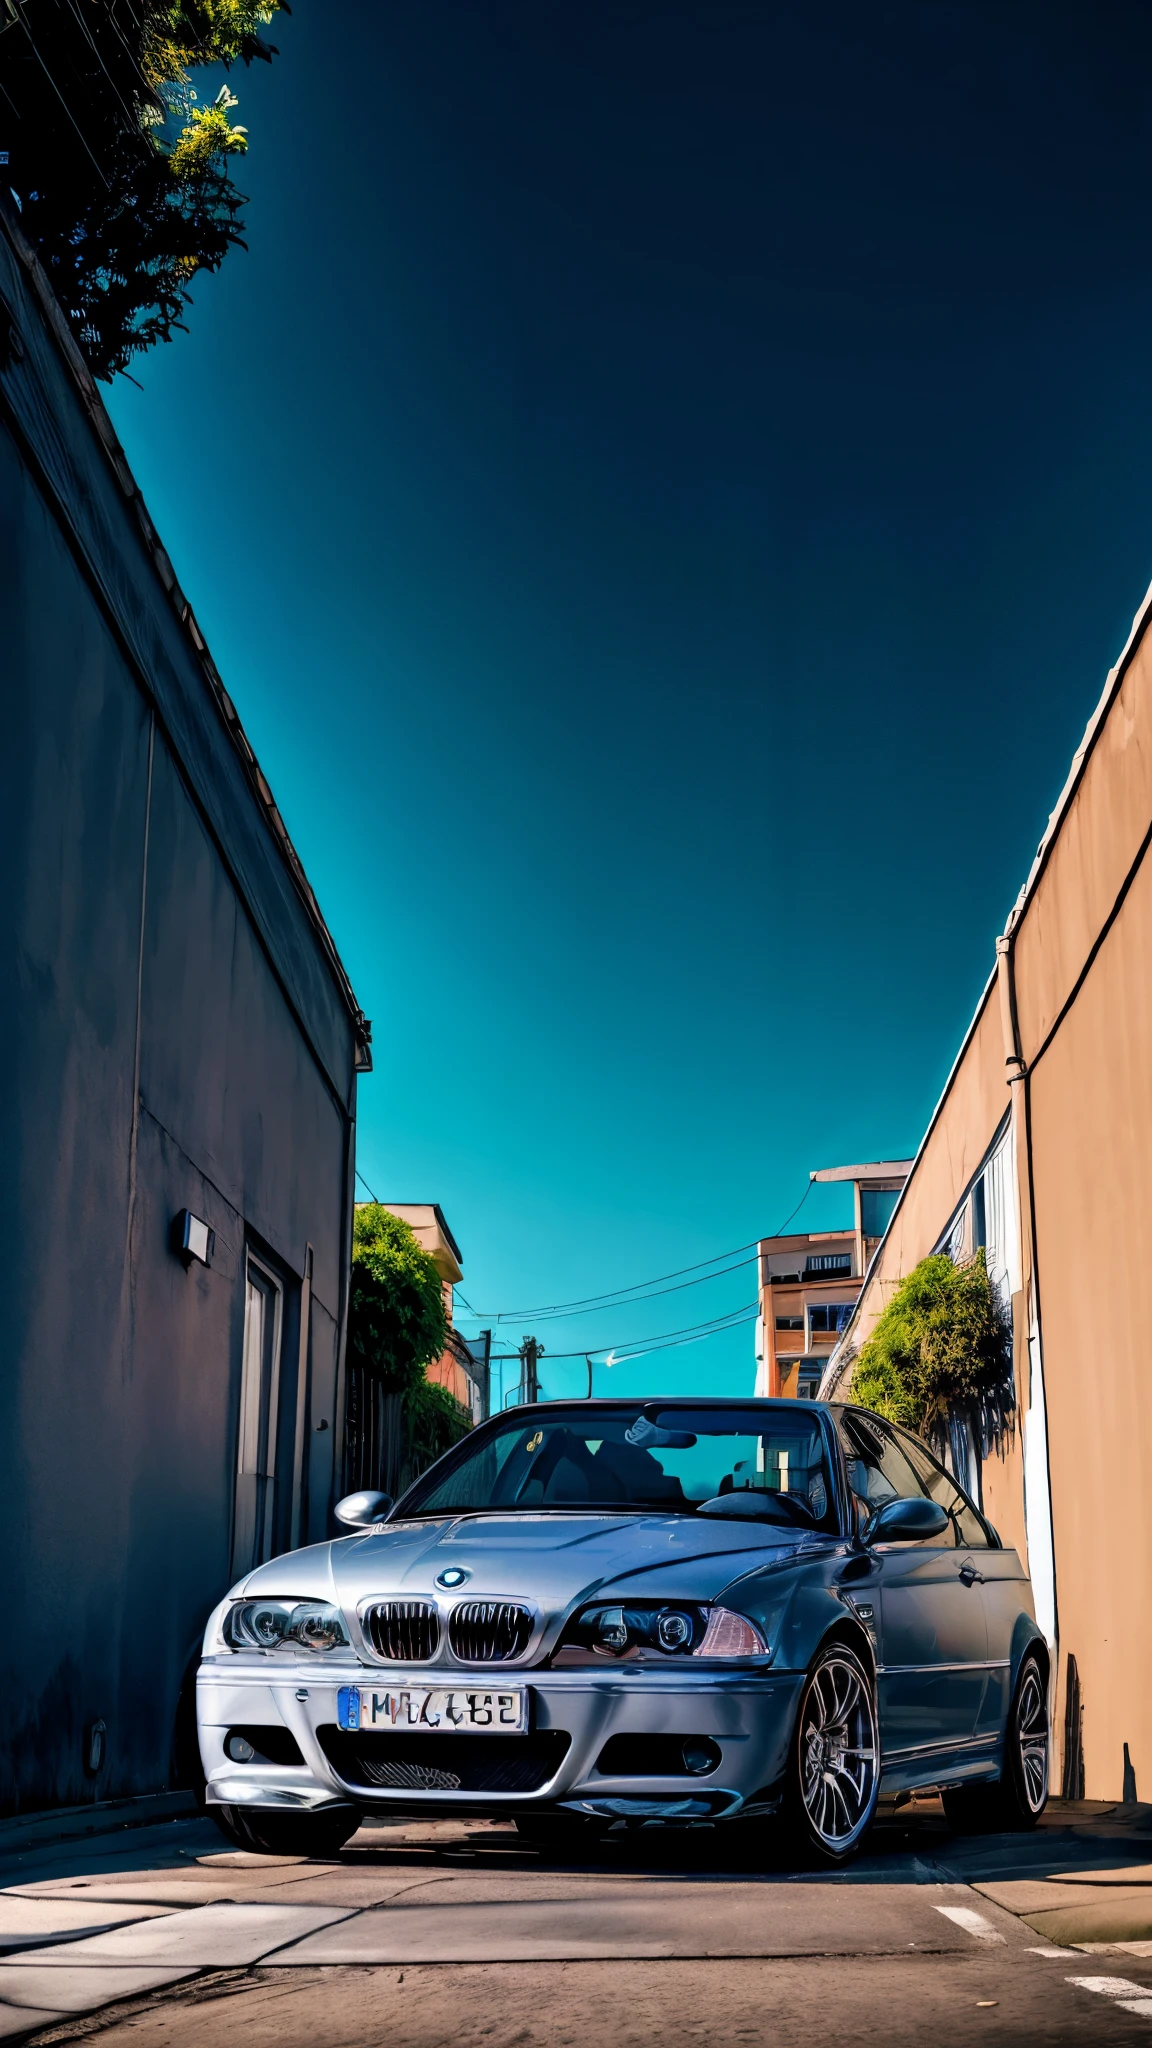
174,1210,214,1266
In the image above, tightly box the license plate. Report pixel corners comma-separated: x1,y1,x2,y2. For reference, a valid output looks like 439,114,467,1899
337,1685,526,1733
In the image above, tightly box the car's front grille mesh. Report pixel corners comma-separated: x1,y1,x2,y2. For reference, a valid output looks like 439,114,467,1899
362,1600,440,1661
448,1601,533,1663
318,1727,570,1794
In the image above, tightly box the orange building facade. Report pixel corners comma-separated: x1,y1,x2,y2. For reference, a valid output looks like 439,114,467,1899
754,1163,911,1399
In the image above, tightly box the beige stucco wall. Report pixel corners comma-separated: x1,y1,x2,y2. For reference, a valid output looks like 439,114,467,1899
842,984,1006,1351
1026,859,1152,1800
833,585,1152,1800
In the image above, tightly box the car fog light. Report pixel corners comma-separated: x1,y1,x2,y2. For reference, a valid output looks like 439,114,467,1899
657,1611,693,1652
682,1737,721,1775
225,1733,256,1763
596,1607,629,1653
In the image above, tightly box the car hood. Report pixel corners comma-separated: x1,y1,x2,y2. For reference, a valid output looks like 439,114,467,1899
243,1510,827,1618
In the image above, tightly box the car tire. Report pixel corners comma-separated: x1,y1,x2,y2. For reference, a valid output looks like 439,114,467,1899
211,1805,361,1857
942,1650,1049,1835
782,1640,879,1866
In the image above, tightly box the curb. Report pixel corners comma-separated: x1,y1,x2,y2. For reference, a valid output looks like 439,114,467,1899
0,1792,200,1856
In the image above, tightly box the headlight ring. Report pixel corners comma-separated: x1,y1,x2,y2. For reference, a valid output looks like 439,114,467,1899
224,1599,349,1652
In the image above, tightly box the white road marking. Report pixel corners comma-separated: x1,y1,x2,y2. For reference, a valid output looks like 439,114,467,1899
1069,1977,1150,1996
1068,1975,1152,2018
1027,1946,1072,1957
934,1905,1006,1945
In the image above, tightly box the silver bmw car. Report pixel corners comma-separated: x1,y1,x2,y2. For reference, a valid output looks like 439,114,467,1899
197,1397,1049,1864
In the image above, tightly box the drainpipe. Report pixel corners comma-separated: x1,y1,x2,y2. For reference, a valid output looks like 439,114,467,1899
995,930,1059,1687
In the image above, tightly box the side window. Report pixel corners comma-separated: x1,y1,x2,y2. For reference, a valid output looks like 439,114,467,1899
837,1409,920,1516
892,1426,991,1550
836,1410,955,1546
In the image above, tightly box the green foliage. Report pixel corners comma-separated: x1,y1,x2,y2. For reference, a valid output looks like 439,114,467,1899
850,1250,1014,1452
348,1205,448,1398
347,1204,472,1488
405,1377,474,1474
0,0,287,379
167,87,249,180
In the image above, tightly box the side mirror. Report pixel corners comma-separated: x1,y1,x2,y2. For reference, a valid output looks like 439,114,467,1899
334,1489,393,1529
864,1495,950,1544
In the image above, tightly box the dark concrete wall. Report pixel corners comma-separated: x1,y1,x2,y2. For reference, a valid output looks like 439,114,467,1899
0,215,361,1815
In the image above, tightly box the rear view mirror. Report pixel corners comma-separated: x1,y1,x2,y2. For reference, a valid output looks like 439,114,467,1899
334,1490,393,1529
864,1495,950,1544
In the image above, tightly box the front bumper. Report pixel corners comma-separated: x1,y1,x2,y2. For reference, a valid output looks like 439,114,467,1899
196,1657,804,1820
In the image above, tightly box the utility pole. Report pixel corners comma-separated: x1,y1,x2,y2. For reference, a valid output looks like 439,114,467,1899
520,1335,542,1403
477,1329,492,1421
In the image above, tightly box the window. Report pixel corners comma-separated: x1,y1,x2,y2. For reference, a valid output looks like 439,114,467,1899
402,1405,839,1531
834,1409,991,1549
775,1315,803,1330
889,1424,991,1550
836,1409,920,1522
860,1188,900,1238
232,1254,284,1575
806,1253,851,1275
807,1302,854,1334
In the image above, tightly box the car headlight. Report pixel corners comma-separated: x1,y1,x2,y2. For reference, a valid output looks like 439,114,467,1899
223,1599,349,1652
564,1603,768,1659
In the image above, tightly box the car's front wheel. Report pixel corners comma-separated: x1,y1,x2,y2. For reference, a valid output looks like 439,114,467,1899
783,1641,879,1865
211,1804,361,1858
942,1650,1049,1834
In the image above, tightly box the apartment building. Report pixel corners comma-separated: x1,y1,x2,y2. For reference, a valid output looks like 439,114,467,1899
754,1162,911,1397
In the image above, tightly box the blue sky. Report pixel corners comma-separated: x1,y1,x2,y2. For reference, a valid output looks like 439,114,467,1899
108,2,1152,1401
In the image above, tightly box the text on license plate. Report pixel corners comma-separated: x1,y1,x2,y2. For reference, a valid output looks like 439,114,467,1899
336,1685,526,1733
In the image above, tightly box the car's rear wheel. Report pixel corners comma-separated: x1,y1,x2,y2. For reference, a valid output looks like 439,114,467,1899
942,1650,1049,1834
783,1641,879,1865
211,1804,361,1857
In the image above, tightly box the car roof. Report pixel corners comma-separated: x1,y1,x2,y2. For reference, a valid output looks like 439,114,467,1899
494,1396,834,1418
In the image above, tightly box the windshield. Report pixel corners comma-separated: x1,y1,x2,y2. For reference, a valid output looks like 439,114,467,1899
396,1405,839,1531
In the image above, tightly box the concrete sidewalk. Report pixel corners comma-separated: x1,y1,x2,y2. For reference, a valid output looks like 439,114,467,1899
0,1799,1150,2043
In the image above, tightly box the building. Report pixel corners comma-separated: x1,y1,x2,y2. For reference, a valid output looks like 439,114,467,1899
0,198,370,1816
754,1164,911,1398
382,1204,490,1422
821,575,1152,1804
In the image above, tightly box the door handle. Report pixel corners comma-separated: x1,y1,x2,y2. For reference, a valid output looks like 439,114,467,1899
958,1564,985,1587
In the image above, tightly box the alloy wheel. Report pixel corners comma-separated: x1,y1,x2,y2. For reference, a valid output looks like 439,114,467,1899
798,1649,878,1853
1015,1659,1049,1815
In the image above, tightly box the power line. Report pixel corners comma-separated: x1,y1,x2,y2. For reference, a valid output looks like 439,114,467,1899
483,1299,759,1363
355,1168,381,1203
473,1241,761,1322
463,1177,816,1325
491,1254,756,1323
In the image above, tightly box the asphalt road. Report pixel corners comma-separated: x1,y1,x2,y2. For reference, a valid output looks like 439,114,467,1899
2,1799,1152,2046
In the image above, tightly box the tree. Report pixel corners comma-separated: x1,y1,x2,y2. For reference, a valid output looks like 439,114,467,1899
347,1205,471,1487
849,1250,1014,1455
0,1,288,380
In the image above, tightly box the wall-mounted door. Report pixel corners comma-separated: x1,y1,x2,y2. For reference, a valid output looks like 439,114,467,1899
232,1253,283,1578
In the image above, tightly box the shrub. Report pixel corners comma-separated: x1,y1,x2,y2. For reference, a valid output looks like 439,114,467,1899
347,1203,471,1486
850,1249,1014,1454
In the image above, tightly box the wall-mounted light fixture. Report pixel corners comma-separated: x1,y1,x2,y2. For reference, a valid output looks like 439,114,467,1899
173,1209,214,1267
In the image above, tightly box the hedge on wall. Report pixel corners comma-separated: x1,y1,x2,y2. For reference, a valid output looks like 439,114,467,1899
850,1249,1014,1455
